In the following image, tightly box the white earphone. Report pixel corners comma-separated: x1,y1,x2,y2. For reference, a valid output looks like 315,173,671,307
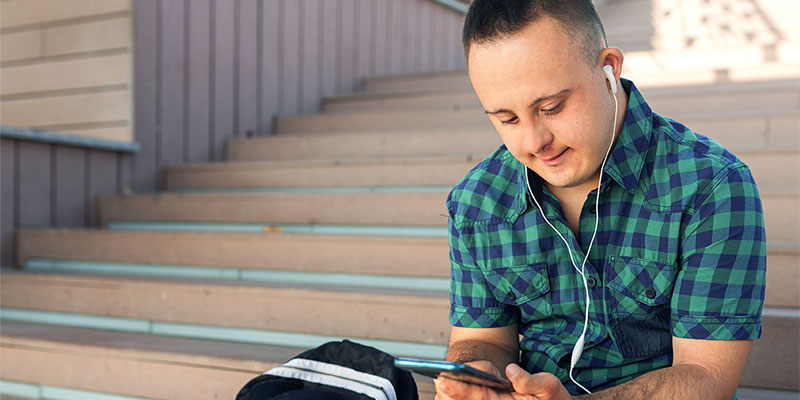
604,65,618,95
524,64,618,395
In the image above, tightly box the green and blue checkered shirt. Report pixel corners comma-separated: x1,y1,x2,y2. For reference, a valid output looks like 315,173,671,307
446,79,766,394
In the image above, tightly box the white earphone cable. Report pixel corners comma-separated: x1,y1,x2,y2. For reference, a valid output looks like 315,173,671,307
524,80,618,395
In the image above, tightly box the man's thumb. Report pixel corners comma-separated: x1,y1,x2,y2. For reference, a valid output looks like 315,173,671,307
506,365,562,396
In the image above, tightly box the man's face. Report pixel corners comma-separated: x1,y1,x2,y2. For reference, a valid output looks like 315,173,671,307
467,17,616,190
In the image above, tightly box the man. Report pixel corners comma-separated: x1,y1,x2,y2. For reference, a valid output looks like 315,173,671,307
436,1,766,399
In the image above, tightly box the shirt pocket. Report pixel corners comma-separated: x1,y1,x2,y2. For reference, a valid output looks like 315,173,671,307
607,256,679,359
484,263,557,327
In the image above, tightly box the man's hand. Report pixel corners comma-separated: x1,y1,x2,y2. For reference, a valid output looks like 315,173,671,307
434,362,574,400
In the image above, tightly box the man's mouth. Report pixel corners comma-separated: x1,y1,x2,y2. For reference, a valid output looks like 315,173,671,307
539,148,569,165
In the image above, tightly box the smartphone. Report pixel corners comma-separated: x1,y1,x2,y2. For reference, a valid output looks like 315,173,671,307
394,357,513,392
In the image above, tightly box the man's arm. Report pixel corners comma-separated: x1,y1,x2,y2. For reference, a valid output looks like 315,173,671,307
439,336,752,399
572,337,752,400
446,324,521,378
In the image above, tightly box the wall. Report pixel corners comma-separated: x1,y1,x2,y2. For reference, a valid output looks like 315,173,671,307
0,0,134,143
0,0,468,267
0,0,137,267
131,0,467,191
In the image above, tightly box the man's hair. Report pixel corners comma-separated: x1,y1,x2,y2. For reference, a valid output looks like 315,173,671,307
462,0,608,67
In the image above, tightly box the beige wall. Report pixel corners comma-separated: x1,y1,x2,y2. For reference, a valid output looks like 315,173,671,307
0,0,134,144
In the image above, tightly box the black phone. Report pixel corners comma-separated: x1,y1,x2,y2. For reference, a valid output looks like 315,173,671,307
394,357,513,392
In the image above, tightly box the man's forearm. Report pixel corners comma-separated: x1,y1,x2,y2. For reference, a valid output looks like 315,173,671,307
446,340,519,377
577,363,733,400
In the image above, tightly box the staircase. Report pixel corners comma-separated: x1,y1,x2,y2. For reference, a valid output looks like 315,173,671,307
2,66,799,400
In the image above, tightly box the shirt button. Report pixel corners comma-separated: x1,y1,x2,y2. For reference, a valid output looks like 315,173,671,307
506,291,517,301
586,276,597,288
645,288,657,299
588,207,597,214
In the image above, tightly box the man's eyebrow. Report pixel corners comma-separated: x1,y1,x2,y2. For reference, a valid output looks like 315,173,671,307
484,88,571,115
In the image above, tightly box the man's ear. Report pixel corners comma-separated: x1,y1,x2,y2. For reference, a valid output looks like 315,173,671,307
599,47,624,84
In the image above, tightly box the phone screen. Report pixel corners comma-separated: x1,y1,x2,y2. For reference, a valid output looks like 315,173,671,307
394,358,513,392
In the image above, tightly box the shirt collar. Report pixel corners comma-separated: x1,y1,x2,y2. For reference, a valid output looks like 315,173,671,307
514,78,653,215
602,78,653,194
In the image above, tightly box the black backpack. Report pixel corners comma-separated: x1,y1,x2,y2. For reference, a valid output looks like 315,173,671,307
236,340,419,400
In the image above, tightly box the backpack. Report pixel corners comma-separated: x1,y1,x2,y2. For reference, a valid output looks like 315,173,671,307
236,340,419,400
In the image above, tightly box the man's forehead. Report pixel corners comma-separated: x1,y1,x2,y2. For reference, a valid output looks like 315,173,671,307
466,17,576,62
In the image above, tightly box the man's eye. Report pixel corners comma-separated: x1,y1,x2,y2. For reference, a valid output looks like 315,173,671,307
542,103,562,115
500,116,518,125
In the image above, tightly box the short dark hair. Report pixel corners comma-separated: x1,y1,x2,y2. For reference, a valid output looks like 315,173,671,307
462,0,608,67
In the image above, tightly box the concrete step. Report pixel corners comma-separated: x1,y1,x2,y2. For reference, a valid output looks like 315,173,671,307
359,61,800,95
0,309,800,392
0,271,451,345
0,321,284,399
227,127,501,162
187,147,797,189
97,189,798,243
97,191,450,227
14,229,796,308
273,108,798,148
740,308,800,392
762,189,800,244
325,79,800,115
766,243,800,309
15,229,450,278
166,156,478,191
0,321,437,399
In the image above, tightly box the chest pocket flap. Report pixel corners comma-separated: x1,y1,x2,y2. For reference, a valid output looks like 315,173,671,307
608,256,678,309
484,264,549,305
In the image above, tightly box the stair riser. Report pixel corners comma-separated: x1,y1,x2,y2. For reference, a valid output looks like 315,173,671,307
0,344,266,400
324,86,799,117
97,192,798,243
762,193,800,244
361,73,470,94
166,160,477,190
0,274,451,344
16,230,451,278
765,253,800,308
227,130,502,162
97,192,450,228
743,151,800,188
740,314,800,391
174,150,796,190
275,111,798,149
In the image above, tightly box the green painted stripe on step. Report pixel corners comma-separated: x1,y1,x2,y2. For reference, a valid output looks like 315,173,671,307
0,380,40,398
174,186,452,194
106,221,448,237
26,259,241,281
151,321,447,359
0,308,447,359
0,308,150,334
25,258,450,292
0,380,149,400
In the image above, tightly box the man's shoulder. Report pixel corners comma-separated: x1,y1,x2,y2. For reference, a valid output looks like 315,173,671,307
644,113,755,211
446,145,523,226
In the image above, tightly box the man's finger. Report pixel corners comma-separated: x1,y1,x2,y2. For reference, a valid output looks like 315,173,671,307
437,376,496,400
505,364,564,397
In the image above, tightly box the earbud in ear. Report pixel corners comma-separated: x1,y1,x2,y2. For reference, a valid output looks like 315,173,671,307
603,65,617,95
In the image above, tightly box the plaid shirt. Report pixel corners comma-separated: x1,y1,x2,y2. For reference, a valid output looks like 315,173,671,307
446,79,766,394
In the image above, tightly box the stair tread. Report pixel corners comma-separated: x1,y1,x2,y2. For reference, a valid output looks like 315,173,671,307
178,145,799,170
0,268,449,298
335,77,800,104
0,320,300,366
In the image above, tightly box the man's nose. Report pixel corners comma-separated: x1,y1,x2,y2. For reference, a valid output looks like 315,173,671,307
523,122,553,155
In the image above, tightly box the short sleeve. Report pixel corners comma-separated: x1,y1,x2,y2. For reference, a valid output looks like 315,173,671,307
672,166,767,340
448,219,518,328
